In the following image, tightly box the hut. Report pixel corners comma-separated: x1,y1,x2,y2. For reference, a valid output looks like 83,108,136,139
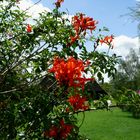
40,75,108,100
85,80,108,100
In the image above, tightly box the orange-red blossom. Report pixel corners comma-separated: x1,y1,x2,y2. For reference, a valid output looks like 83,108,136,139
69,14,98,46
68,94,89,111
72,14,97,34
100,35,114,48
55,0,64,7
49,57,92,89
26,24,32,33
43,119,73,139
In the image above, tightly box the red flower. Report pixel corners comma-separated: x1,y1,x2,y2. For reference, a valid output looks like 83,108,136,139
68,35,79,46
69,14,98,45
44,119,73,139
59,119,73,139
68,94,89,111
55,0,64,7
43,126,58,138
49,57,92,89
66,107,70,113
72,14,97,34
100,35,114,48
26,24,32,33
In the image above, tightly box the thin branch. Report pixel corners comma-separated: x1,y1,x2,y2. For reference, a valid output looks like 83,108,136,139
78,112,85,128
1,42,48,76
107,46,111,55
0,88,17,94
23,0,42,13
48,80,57,90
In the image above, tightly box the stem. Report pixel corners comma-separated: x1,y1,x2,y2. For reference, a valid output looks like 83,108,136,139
78,112,85,128
107,46,111,54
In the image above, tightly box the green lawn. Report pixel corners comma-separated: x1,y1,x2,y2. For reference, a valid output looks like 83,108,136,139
77,108,140,140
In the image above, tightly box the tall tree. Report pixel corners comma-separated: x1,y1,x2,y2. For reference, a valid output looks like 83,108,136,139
111,48,140,91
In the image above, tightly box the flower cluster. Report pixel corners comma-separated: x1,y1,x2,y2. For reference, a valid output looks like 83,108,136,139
43,119,73,139
69,14,98,45
72,14,97,34
100,35,114,48
49,57,92,89
68,94,89,111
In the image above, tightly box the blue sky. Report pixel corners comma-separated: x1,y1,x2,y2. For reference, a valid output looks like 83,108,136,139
19,0,139,58
34,0,138,37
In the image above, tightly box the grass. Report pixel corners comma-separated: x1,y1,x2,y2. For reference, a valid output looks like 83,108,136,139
77,108,140,140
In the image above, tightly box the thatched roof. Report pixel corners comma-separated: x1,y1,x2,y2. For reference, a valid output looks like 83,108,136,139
85,80,108,100
39,75,108,100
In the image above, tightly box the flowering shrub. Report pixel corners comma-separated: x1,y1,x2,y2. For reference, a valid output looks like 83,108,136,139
0,0,118,139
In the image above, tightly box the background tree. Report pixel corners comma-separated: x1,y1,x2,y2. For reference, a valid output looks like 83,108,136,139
129,1,140,35
111,48,140,92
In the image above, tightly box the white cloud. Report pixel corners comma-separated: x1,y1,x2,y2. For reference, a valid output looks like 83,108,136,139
17,0,73,24
98,35,139,58
112,35,139,58
63,14,73,22
17,0,51,23
18,0,51,17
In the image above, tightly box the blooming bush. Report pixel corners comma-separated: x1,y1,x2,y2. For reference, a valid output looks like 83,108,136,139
0,0,118,139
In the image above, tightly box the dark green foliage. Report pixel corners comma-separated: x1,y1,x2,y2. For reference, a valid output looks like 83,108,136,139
116,89,140,119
